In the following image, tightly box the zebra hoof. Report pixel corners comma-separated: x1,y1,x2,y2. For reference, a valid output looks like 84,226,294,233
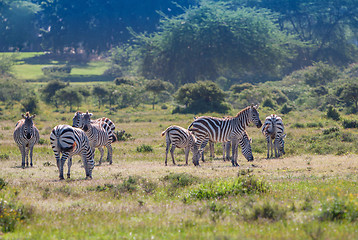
67,174,71,179
86,176,92,180
59,177,65,180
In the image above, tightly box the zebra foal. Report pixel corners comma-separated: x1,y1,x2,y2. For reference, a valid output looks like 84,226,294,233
188,105,262,166
50,125,94,180
13,112,39,168
161,125,197,166
73,111,116,165
262,114,286,158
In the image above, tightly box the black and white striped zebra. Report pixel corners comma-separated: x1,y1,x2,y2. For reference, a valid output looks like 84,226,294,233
161,125,197,166
73,111,116,165
13,112,40,168
50,125,94,180
188,105,262,166
79,111,116,165
262,114,286,158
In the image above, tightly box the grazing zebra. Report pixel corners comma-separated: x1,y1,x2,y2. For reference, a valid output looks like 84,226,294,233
262,114,286,158
161,125,197,166
79,111,116,165
50,125,94,180
188,105,262,166
13,112,40,168
73,111,116,165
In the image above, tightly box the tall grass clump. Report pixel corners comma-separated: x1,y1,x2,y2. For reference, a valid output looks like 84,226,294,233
0,199,33,233
187,175,269,201
136,144,153,153
162,173,198,195
244,201,287,221
318,197,358,222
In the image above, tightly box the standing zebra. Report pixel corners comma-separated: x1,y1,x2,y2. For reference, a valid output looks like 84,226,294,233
73,111,116,165
50,125,94,180
161,125,197,166
188,105,262,166
79,111,116,165
13,112,40,168
262,114,286,158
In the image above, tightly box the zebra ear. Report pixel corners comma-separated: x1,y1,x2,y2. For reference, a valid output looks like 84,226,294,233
282,134,287,139
32,114,36,119
22,113,26,118
249,138,253,143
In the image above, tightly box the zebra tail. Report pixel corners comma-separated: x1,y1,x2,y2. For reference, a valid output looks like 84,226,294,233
161,128,169,137
111,133,117,143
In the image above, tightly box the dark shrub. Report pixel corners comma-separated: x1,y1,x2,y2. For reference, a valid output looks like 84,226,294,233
326,106,340,121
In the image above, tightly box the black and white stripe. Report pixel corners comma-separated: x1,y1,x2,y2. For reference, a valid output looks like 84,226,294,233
262,114,286,158
50,125,94,180
80,112,115,165
13,112,39,168
188,105,262,166
73,111,116,165
161,125,197,166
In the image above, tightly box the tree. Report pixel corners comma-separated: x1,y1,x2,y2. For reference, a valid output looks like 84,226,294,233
21,95,39,114
240,0,358,67
40,80,67,109
55,88,82,112
145,80,167,109
339,82,358,113
175,81,230,114
136,1,297,85
92,85,109,109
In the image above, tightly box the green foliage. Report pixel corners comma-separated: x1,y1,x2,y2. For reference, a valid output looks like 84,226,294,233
342,119,358,129
0,199,33,233
114,130,133,141
318,198,358,222
304,62,339,87
0,154,9,160
230,83,254,94
326,106,340,121
262,98,276,109
244,201,287,221
163,173,198,194
175,81,230,114
0,78,26,103
136,144,153,153
137,1,297,85
40,80,67,108
41,65,72,76
55,87,83,112
21,95,39,114
187,175,269,200
0,178,7,190
0,54,17,75
280,104,293,114
337,82,358,113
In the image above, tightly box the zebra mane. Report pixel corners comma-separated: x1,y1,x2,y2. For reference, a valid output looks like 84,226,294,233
235,106,251,118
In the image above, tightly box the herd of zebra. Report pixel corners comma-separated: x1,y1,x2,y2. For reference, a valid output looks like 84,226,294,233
13,105,286,180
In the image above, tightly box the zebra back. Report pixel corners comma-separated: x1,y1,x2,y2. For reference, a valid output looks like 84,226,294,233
162,125,196,149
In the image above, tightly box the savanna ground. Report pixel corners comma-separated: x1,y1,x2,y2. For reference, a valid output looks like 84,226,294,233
0,105,358,239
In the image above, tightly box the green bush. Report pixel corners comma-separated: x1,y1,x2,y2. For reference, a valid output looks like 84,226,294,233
0,199,33,233
262,98,276,109
326,106,340,121
187,175,269,200
304,62,339,87
163,173,198,195
280,104,293,114
0,54,17,75
342,119,358,129
318,198,358,222
136,144,153,153
41,65,72,76
0,154,9,160
114,130,133,141
0,178,7,190
245,201,287,221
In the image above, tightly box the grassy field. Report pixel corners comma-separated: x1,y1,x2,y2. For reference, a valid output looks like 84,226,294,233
0,105,357,239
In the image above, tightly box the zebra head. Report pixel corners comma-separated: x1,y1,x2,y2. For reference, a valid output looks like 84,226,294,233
22,112,35,139
72,111,82,128
82,111,93,132
278,134,287,156
250,105,262,128
241,134,254,162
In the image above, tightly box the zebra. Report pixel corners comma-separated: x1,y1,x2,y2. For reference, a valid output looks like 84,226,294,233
73,111,116,165
13,112,40,168
188,105,262,166
161,125,197,166
262,114,286,158
50,125,94,180
78,111,116,165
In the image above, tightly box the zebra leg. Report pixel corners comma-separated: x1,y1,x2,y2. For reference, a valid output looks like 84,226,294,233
98,147,104,165
164,141,169,166
59,153,69,180
29,143,35,167
19,145,26,168
231,139,239,167
107,144,113,165
67,157,72,179
274,139,279,158
25,146,30,167
184,146,190,165
222,142,226,161
266,137,270,159
209,142,215,158
170,145,176,165
225,142,231,161
83,152,94,180
200,139,209,162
